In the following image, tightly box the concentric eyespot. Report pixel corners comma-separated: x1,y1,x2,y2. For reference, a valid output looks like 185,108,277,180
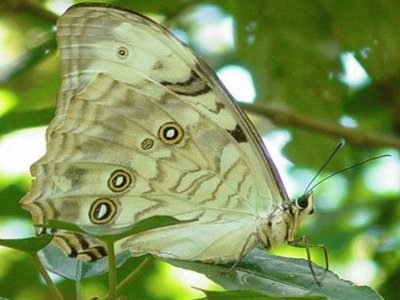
116,46,129,59
108,169,133,192
89,198,117,225
141,138,154,150
158,122,184,144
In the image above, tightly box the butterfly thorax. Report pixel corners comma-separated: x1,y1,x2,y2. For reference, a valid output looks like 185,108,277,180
257,193,315,249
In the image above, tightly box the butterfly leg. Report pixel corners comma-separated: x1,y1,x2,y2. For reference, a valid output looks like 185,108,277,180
289,235,329,286
220,232,257,275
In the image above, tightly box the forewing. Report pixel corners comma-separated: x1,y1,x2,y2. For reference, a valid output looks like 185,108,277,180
21,4,288,261
54,3,289,208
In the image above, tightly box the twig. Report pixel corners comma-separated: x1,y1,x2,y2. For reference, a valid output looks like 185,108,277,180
4,0,58,23
105,242,117,300
4,0,399,150
241,103,400,150
30,252,64,300
116,256,154,293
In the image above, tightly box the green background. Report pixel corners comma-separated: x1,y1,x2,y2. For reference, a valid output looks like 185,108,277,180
0,0,399,299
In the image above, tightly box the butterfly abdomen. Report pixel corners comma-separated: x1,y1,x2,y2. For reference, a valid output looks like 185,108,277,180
53,232,107,261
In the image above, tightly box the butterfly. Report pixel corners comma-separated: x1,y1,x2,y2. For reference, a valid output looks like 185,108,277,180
20,3,315,265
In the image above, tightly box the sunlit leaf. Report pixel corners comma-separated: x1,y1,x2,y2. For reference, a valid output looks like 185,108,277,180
35,216,191,279
38,243,132,280
0,235,52,253
196,289,325,299
0,108,54,135
167,249,383,300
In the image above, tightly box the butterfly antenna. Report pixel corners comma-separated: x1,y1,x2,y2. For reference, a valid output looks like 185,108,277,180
306,154,391,193
303,141,344,195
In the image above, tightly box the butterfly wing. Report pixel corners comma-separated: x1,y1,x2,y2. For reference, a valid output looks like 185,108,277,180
54,3,288,207
21,4,289,262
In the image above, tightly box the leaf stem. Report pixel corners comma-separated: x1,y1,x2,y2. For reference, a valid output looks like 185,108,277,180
30,252,64,300
75,279,82,300
106,242,117,300
116,256,154,293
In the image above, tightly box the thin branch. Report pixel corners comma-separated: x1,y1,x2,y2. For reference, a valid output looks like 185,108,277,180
4,0,399,151
106,242,117,300
116,256,154,293
4,0,58,23
241,103,400,150
30,252,64,300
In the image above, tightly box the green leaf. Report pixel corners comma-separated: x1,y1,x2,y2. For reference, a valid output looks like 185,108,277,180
35,216,192,280
41,215,190,242
94,215,191,242
37,220,85,234
197,289,324,299
0,235,52,253
166,249,382,300
0,108,54,135
38,243,132,280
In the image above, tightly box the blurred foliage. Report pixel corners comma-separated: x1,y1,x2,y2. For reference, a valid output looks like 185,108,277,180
0,0,399,299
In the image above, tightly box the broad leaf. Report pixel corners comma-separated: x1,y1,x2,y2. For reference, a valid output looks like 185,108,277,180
38,243,132,280
196,289,325,299
36,216,190,279
0,108,54,136
40,215,189,242
0,235,52,253
167,249,382,300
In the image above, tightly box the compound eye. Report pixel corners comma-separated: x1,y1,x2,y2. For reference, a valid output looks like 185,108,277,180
296,195,308,209
295,193,315,215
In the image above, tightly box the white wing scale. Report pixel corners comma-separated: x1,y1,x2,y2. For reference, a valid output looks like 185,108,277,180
21,4,313,263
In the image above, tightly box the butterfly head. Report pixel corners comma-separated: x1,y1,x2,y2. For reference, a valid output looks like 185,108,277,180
294,192,315,216
282,192,315,241
257,192,315,249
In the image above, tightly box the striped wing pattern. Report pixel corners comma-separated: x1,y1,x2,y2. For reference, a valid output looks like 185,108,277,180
20,4,290,263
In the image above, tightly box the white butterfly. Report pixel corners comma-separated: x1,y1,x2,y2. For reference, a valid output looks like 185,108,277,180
21,3,314,264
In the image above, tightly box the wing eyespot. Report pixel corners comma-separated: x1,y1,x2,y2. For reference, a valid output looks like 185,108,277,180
108,169,133,192
158,122,184,144
141,138,155,150
89,198,117,225
116,46,129,59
